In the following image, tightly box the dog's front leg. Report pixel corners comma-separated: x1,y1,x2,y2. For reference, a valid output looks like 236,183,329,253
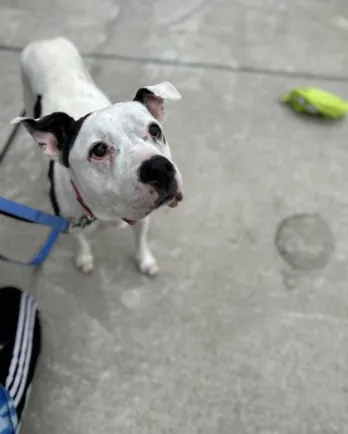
132,217,159,277
71,226,95,273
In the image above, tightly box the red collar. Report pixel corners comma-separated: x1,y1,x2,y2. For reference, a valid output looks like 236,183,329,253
71,181,95,218
70,181,136,226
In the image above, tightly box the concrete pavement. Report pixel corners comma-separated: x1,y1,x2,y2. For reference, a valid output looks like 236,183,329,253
1,0,348,433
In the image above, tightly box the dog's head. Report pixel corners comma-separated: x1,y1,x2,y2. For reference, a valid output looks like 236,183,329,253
11,82,184,222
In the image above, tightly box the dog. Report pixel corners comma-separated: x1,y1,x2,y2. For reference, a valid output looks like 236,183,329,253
11,37,184,276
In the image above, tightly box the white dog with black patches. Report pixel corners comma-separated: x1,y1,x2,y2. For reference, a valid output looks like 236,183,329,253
12,37,184,276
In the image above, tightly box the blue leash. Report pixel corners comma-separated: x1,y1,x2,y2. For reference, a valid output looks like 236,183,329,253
0,196,70,266
0,111,95,267
0,110,72,267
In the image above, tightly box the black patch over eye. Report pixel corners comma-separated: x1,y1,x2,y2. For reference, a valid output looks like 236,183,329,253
148,123,162,139
89,142,108,159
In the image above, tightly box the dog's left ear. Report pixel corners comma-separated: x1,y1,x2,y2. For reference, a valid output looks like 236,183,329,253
133,81,181,122
10,112,82,165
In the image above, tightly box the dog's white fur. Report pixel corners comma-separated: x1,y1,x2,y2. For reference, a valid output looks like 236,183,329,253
13,37,183,275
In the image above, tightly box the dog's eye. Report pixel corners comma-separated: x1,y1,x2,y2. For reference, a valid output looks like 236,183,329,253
148,123,162,139
89,142,108,160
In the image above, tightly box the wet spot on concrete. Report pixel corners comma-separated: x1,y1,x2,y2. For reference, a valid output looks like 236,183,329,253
121,289,150,310
281,269,299,290
275,213,335,270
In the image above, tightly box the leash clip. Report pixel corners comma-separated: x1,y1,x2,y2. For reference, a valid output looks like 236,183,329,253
68,215,96,230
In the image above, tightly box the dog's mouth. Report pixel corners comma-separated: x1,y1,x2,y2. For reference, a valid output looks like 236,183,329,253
123,218,137,226
168,195,181,208
157,192,184,209
168,191,184,208
123,192,183,226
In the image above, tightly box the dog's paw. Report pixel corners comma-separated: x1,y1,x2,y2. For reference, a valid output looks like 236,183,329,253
137,251,159,277
76,252,94,274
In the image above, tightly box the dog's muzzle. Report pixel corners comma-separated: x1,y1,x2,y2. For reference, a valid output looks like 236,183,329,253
138,155,183,208
168,191,183,208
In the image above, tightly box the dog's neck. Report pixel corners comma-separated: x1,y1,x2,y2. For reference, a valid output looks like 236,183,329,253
49,162,93,219
70,180,95,218
50,162,136,226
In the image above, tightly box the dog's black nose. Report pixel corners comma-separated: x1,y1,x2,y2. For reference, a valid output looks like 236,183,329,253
139,155,176,192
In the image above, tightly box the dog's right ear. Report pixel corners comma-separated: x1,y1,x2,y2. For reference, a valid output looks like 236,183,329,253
10,112,77,162
133,81,181,122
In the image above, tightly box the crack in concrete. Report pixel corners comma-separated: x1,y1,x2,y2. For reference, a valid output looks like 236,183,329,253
156,0,207,27
89,52,348,83
88,0,123,77
0,43,348,82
